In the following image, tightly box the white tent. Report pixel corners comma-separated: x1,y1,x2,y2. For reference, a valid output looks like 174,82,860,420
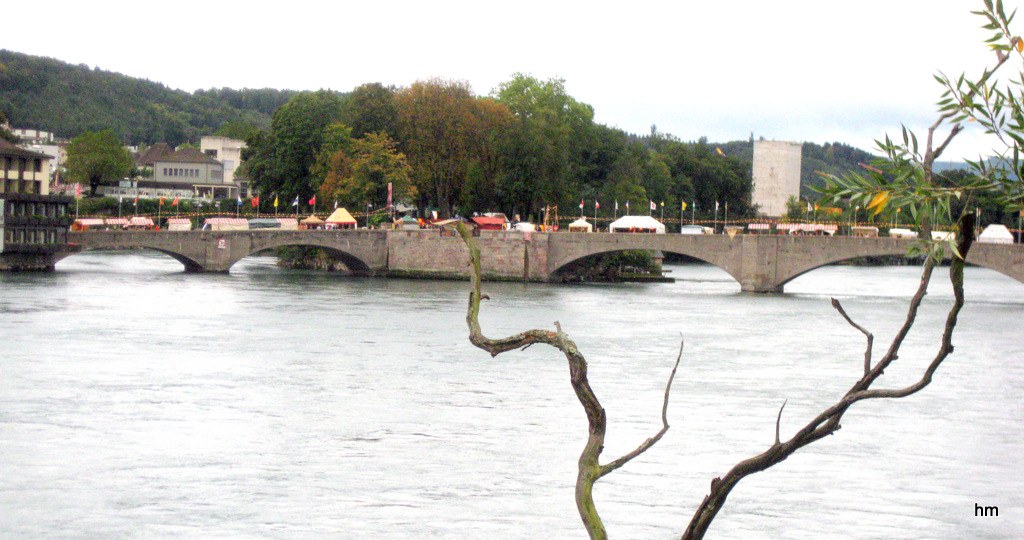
979,224,1014,244
608,215,666,234
568,219,593,232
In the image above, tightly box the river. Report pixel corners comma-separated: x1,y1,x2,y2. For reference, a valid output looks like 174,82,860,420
1,251,1022,539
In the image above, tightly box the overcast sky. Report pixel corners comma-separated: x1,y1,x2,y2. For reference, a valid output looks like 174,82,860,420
6,1,1019,158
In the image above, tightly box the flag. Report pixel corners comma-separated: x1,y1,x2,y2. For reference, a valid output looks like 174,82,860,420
75,183,81,198
292,196,299,207
579,199,584,209
252,196,259,208
715,201,719,211
134,196,138,206
387,182,393,208
806,201,812,212
595,201,600,210
274,195,279,208
334,200,338,209
681,201,687,212
308,195,316,206
650,200,656,211
716,147,725,156
237,195,242,206
172,197,178,206
614,200,619,211
626,201,630,211
159,197,164,206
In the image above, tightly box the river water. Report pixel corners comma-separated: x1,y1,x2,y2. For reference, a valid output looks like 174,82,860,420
1,251,1022,539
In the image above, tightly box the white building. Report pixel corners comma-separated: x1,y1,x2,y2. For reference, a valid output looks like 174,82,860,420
752,140,802,217
200,136,247,194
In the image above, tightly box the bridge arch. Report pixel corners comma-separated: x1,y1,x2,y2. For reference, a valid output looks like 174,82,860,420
550,247,741,284
546,234,745,285
232,242,374,274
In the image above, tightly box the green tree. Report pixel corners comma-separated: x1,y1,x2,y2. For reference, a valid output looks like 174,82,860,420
493,74,595,218
318,131,414,210
64,129,133,195
241,90,345,201
394,78,482,217
341,82,399,141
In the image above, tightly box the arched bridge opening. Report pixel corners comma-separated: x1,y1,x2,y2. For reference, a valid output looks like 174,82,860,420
243,243,374,275
549,247,741,286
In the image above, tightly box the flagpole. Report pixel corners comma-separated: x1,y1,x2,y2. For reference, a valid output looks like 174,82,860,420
593,201,598,227
692,201,695,225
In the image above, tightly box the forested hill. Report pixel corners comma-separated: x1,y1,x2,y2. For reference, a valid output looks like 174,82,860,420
714,139,878,197
0,50,297,146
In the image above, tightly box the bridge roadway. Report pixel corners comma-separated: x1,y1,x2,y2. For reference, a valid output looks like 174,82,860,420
66,229,1024,293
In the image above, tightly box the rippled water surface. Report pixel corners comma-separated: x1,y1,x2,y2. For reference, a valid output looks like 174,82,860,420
1,252,1022,538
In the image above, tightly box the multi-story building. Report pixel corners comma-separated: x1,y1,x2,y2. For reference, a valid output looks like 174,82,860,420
200,136,247,195
1,138,75,271
751,140,803,217
1,137,51,195
128,143,233,199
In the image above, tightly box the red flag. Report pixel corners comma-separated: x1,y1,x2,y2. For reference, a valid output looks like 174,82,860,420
595,201,600,210
172,197,178,206
252,196,260,208
579,199,584,209
308,195,316,206
159,197,165,206
650,200,656,211
75,183,81,197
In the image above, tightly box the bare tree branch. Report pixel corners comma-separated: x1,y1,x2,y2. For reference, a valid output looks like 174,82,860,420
455,222,680,540
681,213,975,540
831,298,874,376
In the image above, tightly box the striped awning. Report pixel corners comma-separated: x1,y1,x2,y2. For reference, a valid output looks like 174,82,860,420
129,217,154,226
167,218,191,225
204,218,248,225
105,218,129,225
748,223,771,230
75,218,105,226
276,218,298,226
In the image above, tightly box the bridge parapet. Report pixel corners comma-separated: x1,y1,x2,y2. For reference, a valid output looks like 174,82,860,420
62,230,1024,291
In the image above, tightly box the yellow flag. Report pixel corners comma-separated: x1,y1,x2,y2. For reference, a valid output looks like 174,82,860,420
716,148,725,156
681,202,688,212
274,195,279,208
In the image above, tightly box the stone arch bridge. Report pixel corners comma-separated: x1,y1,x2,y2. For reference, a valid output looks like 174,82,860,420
66,229,1024,293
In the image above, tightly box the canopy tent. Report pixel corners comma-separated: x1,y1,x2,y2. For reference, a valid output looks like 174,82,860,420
167,218,192,231
203,217,248,231
300,214,325,229
470,216,506,230
513,222,536,232
325,208,357,228
608,215,666,234
277,218,299,230
979,224,1014,244
127,217,155,229
568,219,593,232
71,218,105,231
394,215,421,230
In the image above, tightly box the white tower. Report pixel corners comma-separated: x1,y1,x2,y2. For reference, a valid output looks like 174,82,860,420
752,140,802,217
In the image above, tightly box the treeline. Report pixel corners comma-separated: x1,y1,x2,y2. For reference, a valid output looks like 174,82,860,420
242,77,763,221
2,49,882,221
0,50,295,146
